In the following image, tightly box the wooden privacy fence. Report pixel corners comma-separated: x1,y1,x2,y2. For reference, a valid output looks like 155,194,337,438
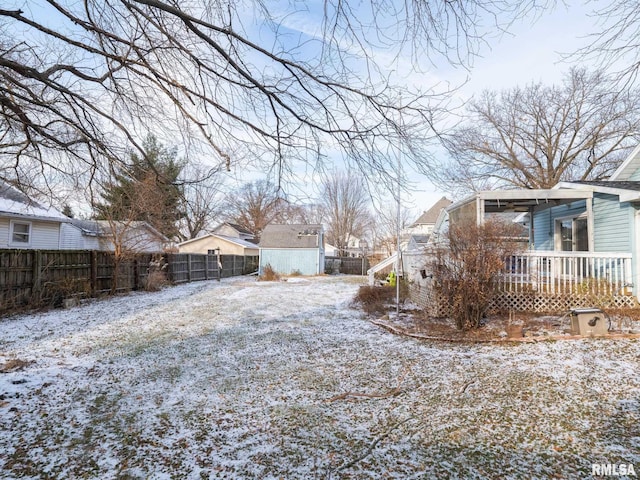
166,254,258,283
325,256,369,275
0,249,258,315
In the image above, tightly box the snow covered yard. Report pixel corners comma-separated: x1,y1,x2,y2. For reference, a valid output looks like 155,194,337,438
1,276,638,479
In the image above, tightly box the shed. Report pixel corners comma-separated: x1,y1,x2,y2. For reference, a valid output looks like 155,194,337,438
259,224,324,275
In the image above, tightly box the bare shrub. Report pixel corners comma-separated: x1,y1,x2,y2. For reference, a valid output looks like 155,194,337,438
432,218,524,330
44,278,91,308
258,264,280,282
353,281,409,315
354,285,396,314
144,254,169,291
144,270,169,291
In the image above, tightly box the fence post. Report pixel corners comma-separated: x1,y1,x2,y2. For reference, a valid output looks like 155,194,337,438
133,257,139,291
187,254,192,282
32,250,42,300
205,254,209,280
90,250,98,297
217,253,221,281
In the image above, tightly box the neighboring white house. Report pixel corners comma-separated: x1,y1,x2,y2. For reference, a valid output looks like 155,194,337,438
325,234,367,257
405,197,452,237
67,219,168,253
324,243,339,256
0,181,72,250
0,181,168,253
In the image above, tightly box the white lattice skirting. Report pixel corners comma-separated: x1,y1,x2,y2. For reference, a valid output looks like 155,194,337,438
409,283,639,315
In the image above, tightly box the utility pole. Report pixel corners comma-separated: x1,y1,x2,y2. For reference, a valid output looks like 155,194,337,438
396,152,401,319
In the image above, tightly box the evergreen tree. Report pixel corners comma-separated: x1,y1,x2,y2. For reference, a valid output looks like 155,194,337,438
61,204,74,218
95,135,185,240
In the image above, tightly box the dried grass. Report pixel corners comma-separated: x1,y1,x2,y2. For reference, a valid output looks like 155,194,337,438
258,263,280,281
353,285,397,314
144,270,169,291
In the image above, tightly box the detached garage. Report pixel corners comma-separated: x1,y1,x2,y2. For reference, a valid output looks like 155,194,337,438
259,224,324,276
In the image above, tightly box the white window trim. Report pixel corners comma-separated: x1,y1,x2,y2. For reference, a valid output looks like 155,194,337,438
9,220,32,247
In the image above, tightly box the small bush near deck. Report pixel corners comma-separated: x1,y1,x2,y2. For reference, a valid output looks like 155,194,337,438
432,218,523,330
354,285,398,314
259,264,280,281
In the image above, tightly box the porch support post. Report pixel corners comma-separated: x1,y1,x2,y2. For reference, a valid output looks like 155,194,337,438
477,196,484,226
586,196,595,252
528,206,535,250
636,209,640,302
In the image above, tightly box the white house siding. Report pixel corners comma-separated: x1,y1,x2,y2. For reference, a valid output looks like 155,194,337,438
532,200,587,250
593,193,633,253
0,220,8,247
0,218,61,249
59,223,88,250
259,248,321,275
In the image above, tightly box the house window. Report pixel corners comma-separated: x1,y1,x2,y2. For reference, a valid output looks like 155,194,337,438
555,216,588,252
10,221,31,245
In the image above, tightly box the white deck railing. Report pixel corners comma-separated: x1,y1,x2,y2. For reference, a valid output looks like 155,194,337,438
498,251,633,296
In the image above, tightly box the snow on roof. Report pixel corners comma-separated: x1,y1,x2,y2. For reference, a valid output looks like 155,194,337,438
0,181,68,221
215,234,259,249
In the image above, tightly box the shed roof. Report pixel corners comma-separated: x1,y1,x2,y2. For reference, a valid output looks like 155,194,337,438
259,224,322,248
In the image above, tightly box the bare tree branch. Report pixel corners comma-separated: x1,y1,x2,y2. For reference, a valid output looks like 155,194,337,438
1,0,551,193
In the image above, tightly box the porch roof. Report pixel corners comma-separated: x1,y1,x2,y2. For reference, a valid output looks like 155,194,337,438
556,180,640,202
449,189,593,215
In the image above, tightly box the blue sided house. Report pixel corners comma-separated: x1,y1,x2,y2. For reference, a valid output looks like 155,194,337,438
446,145,640,309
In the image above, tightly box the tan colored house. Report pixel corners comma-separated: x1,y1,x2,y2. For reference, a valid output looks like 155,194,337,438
178,234,259,256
